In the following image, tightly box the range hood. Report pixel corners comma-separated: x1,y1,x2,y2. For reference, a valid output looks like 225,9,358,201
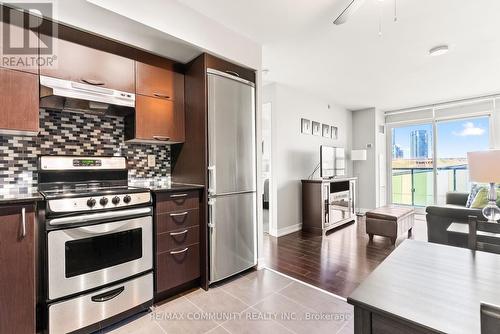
40,76,135,115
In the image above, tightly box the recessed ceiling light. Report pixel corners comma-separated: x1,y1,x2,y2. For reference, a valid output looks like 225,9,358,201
429,45,449,56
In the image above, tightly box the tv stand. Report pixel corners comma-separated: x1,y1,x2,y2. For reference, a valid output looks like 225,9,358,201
301,177,357,235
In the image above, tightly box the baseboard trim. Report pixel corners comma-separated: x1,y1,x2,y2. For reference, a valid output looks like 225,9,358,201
277,223,302,237
256,257,266,270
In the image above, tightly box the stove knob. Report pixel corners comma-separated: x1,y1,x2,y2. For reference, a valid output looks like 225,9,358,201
100,197,108,206
87,198,96,208
112,196,121,205
123,195,131,204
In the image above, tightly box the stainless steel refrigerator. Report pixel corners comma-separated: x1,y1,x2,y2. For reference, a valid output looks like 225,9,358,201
207,69,257,283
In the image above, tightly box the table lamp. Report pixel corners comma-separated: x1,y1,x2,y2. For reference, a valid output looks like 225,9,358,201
467,150,500,223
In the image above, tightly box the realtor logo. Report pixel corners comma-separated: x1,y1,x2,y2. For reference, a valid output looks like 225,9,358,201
1,2,57,69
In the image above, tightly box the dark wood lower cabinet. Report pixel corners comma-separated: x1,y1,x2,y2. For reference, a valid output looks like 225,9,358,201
0,204,36,334
156,243,200,292
154,190,202,299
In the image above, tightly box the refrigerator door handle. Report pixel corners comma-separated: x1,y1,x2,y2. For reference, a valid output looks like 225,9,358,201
208,198,216,229
208,198,216,282
208,165,216,196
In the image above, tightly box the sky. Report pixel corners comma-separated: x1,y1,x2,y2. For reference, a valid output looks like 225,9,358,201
393,116,490,159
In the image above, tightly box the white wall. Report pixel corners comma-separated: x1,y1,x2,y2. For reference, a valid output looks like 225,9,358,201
85,0,261,69
352,108,387,211
352,108,376,210
263,83,353,235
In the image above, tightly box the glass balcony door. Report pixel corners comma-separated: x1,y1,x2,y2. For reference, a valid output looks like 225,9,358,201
391,123,434,207
389,115,491,207
435,116,490,205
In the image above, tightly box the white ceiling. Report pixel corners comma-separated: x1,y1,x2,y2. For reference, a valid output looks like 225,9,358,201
178,0,500,111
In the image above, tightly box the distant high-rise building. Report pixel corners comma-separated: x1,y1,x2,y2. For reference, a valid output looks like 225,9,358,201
410,130,429,158
391,135,404,159
393,145,404,159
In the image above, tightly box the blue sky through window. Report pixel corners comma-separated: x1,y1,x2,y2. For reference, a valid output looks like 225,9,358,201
392,117,489,159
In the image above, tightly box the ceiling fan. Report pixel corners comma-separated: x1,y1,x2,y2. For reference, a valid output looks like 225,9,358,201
333,0,367,25
334,0,395,26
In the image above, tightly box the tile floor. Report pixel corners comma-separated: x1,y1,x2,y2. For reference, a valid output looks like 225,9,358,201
105,269,354,334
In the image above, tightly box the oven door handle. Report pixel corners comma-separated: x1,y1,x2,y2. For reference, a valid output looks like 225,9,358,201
48,207,152,226
91,286,125,303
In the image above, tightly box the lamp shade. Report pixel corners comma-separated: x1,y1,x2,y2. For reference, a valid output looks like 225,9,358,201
467,150,500,183
351,149,367,161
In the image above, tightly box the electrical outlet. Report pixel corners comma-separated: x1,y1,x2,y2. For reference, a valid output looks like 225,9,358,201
147,155,156,167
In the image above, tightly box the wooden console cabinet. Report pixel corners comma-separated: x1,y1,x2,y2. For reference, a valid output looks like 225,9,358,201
301,178,357,235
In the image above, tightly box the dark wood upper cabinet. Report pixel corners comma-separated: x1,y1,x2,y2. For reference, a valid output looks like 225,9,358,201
0,6,39,74
126,55,185,144
205,54,255,83
0,204,36,334
39,32,135,93
130,95,185,143
136,61,183,101
0,67,39,134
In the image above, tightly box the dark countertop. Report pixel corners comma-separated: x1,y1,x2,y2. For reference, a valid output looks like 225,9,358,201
128,179,204,193
0,191,43,205
149,183,205,193
0,182,204,205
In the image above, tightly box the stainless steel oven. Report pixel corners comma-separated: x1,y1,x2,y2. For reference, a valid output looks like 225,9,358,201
47,209,153,300
38,156,155,333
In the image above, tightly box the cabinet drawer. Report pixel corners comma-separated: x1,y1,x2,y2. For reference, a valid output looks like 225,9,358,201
156,209,199,234
156,191,199,213
157,226,199,253
156,243,200,292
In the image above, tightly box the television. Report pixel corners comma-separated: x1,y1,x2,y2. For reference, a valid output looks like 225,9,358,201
320,145,345,178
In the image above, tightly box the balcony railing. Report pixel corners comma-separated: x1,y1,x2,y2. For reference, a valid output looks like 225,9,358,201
392,165,468,207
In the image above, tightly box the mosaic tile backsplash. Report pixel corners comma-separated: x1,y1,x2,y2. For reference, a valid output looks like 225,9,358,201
0,109,171,194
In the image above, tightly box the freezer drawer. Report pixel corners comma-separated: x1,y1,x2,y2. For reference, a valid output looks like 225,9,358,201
209,192,256,283
207,71,256,195
49,273,153,334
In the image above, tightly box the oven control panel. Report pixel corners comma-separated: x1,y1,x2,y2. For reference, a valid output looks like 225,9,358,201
47,192,152,213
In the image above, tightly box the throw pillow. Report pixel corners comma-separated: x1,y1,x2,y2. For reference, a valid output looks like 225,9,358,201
470,188,500,209
466,183,483,208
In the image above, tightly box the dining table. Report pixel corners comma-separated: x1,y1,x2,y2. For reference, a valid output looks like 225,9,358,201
347,239,500,333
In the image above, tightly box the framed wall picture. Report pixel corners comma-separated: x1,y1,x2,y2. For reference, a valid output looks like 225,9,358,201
331,126,338,140
301,118,311,134
312,121,321,136
322,124,331,138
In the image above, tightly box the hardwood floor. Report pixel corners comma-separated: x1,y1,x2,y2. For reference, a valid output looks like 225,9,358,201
263,214,427,298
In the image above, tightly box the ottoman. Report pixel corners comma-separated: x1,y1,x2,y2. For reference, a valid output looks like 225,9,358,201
366,206,415,245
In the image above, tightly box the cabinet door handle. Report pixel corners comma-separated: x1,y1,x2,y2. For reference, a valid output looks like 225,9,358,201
170,211,188,217
81,78,105,86
153,93,171,99
225,70,240,77
170,193,188,199
153,136,170,141
170,247,188,255
21,207,26,238
170,229,188,236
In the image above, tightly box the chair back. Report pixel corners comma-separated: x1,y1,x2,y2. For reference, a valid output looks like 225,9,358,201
481,302,500,334
468,216,500,254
